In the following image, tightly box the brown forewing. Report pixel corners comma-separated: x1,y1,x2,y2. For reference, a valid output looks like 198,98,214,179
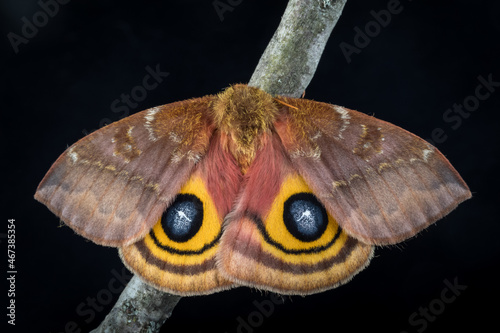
274,97,471,245
35,97,215,247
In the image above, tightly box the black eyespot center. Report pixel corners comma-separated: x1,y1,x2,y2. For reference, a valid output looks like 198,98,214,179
161,194,203,243
283,192,328,242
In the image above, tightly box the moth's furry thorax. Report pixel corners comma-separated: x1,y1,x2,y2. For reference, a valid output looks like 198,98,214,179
213,84,279,172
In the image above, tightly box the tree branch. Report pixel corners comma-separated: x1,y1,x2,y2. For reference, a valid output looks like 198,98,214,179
91,0,347,331
91,275,181,333
249,0,347,97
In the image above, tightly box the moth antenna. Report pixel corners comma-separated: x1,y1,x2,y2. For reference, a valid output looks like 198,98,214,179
274,98,299,110
301,90,306,98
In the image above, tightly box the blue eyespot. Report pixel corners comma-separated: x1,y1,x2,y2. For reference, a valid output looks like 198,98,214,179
161,194,203,242
283,193,328,242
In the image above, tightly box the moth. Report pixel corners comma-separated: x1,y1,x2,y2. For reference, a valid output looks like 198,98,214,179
35,84,471,295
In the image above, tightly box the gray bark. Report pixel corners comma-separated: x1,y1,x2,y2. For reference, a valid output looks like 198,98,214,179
90,276,181,333
249,0,347,97
91,0,347,331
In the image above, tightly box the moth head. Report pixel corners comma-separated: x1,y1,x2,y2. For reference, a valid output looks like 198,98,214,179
212,84,279,171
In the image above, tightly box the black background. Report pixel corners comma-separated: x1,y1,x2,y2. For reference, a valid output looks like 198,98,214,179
2,0,500,332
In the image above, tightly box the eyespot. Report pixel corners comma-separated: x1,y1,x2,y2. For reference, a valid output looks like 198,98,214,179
283,193,328,242
147,175,222,257
256,173,342,255
162,194,203,243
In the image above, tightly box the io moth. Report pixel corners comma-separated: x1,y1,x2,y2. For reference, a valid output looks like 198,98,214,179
35,84,471,295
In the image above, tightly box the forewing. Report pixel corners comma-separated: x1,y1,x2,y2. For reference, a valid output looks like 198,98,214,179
274,97,471,245
35,97,215,247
